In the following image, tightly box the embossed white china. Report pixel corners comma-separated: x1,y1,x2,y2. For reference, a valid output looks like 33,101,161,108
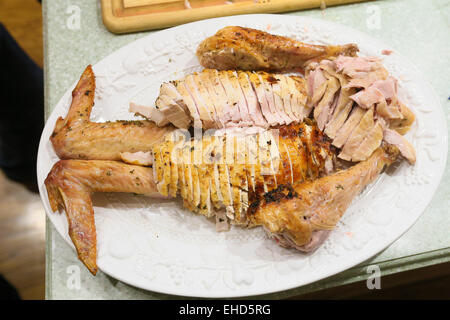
37,14,447,297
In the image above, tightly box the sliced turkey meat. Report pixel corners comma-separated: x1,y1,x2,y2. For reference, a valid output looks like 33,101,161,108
276,74,297,123
228,71,253,125
237,71,267,127
270,75,293,125
129,102,168,126
305,55,416,163
314,76,340,131
185,74,216,129
172,80,202,127
217,70,243,125
160,81,191,116
155,94,191,129
350,86,385,109
389,101,415,135
204,69,231,125
307,68,328,107
324,100,353,140
120,151,153,166
195,71,222,128
288,76,309,120
372,77,397,99
350,121,384,162
256,72,286,125
339,108,375,161
247,72,277,124
334,55,382,77
143,69,310,129
383,128,416,164
332,106,365,148
376,99,403,120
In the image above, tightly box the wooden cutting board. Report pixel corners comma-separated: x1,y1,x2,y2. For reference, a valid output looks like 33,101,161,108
100,0,369,34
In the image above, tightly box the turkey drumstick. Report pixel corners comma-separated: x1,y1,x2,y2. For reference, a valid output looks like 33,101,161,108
197,26,358,72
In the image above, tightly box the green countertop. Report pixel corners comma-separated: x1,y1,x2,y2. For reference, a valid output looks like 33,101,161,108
43,0,450,299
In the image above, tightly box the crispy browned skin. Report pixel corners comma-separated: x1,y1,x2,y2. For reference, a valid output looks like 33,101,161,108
50,65,174,160
247,146,399,247
45,159,161,274
197,26,358,72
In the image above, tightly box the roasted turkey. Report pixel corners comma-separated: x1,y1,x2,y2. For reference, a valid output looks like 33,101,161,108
44,27,416,275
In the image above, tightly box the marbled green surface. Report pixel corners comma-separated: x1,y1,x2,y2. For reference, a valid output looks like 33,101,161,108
44,0,450,299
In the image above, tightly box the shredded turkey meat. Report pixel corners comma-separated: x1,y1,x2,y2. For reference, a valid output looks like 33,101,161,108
305,55,416,164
